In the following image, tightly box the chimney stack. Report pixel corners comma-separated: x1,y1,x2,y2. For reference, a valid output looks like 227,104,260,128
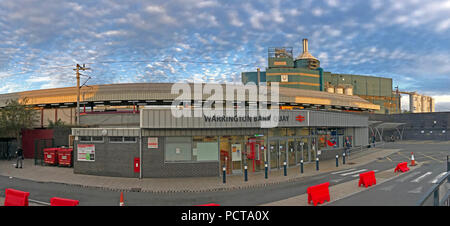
303,39,309,53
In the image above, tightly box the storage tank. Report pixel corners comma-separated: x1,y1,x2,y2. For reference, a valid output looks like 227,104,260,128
344,86,353,95
326,86,335,93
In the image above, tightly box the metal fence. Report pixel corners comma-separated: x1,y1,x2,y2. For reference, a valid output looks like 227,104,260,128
417,156,450,206
34,138,54,166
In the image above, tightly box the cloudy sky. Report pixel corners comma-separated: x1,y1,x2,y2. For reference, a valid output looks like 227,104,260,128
1,0,450,111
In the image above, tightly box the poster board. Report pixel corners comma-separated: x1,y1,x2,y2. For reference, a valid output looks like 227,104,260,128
231,144,241,161
77,144,95,162
148,137,158,149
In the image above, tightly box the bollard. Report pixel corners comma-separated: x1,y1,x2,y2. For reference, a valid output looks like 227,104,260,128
316,158,319,171
283,161,287,176
447,156,449,183
336,155,339,167
343,153,346,165
300,159,304,174
264,162,268,179
222,166,226,184
244,164,248,182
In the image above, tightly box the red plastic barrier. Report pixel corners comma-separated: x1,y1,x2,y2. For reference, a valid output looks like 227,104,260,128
358,171,377,188
195,203,220,206
4,188,30,206
307,182,330,206
394,162,410,173
50,197,79,206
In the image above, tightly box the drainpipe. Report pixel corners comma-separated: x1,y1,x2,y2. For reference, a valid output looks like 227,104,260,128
139,128,142,179
316,67,323,91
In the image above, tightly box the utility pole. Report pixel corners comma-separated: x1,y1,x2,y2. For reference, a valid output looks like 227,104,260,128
74,64,90,125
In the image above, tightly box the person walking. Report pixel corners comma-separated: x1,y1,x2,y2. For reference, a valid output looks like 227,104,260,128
15,146,24,168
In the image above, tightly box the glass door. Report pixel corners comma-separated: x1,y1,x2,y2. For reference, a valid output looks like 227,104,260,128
269,140,278,170
287,138,296,167
296,137,309,163
279,140,286,168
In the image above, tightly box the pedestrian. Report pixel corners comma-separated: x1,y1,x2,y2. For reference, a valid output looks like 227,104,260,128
15,146,24,168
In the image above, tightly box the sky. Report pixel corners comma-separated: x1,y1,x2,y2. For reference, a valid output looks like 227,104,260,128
1,0,450,111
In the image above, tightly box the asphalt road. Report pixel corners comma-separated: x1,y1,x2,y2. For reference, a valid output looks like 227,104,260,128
329,142,449,206
1,142,448,206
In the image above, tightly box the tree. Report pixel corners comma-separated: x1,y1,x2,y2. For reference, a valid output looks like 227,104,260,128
0,98,38,146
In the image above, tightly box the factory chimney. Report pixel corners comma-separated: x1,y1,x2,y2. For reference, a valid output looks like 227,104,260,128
296,38,317,60
303,39,309,53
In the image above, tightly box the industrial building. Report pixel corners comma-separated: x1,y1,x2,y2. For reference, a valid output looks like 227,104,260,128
242,39,434,114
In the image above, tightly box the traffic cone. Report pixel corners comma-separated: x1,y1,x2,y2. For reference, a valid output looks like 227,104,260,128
410,152,416,166
120,192,124,206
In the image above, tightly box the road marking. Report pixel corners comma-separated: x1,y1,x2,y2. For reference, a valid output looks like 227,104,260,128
396,171,421,182
380,184,396,191
430,172,447,184
351,170,378,177
411,172,432,183
408,186,423,194
385,156,392,162
340,169,367,176
420,154,443,163
331,168,356,174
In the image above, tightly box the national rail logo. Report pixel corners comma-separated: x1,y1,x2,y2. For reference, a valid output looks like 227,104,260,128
296,114,305,123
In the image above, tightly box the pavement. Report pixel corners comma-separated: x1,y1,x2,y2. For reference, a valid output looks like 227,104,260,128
0,144,410,205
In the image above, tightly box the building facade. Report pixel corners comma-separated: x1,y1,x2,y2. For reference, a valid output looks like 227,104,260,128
72,109,369,178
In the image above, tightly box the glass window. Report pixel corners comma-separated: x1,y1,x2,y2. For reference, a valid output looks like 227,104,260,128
193,136,218,161
165,137,192,162
91,136,104,142
79,136,91,142
123,137,137,143
109,136,123,143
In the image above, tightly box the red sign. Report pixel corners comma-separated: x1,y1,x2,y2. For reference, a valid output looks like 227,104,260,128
296,114,305,123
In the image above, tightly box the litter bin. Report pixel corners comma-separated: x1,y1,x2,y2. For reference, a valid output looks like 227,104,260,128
58,148,73,167
43,148,59,166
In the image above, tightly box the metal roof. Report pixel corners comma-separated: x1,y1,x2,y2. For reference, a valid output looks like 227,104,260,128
0,82,380,110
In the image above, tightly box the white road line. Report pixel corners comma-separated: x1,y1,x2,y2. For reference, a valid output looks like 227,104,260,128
331,168,356,175
411,172,432,183
380,184,395,191
396,171,421,182
340,169,367,176
408,186,423,194
351,170,378,177
430,172,447,184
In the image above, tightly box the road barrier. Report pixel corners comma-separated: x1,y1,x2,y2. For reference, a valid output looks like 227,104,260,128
358,171,376,188
4,188,30,206
300,160,304,174
120,192,124,206
195,203,220,206
307,182,330,206
394,162,410,173
410,152,416,166
264,162,268,179
50,197,79,206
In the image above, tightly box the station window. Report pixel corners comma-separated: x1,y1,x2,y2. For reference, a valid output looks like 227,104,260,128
164,136,219,162
109,136,137,143
79,136,104,143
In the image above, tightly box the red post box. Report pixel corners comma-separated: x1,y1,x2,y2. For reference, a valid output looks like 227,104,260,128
43,148,59,166
134,157,140,173
58,148,73,167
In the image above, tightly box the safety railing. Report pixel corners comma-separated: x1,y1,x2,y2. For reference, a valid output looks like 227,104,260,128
417,156,450,206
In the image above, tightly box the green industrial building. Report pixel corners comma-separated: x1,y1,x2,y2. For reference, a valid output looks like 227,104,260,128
242,39,400,114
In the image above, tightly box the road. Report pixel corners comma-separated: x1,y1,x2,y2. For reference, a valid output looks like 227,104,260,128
1,142,448,206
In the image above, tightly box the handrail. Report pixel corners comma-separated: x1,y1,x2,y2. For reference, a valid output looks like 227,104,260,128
417,171,450,206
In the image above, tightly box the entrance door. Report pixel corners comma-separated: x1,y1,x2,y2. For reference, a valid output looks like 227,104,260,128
296,137,309,163
231,143,243,174
287,138,296,167
310,137,317,161
269,140,278,170
279,140,287,168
